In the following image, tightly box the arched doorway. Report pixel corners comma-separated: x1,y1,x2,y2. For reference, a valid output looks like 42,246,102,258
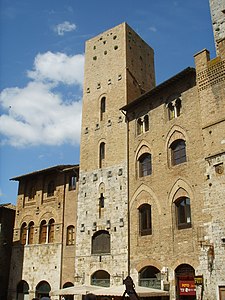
175,264,196,300
139,266,161,289
17,280,29,300
35,281,51,299
91,270,110,287
62,282,74,300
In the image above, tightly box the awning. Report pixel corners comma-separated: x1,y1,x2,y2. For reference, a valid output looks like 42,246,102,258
50,285,101,296
93,285,169,297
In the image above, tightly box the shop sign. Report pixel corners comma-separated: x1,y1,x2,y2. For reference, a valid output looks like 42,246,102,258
179,280,196,295
194,275,203,286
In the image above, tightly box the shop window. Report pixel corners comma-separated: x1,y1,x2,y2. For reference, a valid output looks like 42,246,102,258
139,204,152,236
92,230,110,254
139,153,152,177
170,139,186,165
28,221,34,245
67,225,75,245
20,222,27,245
47,180,55,197
175,197,191,229
99,142,105,168
39,220,47,244
48,219,55,243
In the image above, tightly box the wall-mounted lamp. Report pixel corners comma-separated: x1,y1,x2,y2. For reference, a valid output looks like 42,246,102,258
207,245,214,272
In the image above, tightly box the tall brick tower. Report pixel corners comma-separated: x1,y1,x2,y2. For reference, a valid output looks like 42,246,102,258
209,0,225,52
75,23,155,286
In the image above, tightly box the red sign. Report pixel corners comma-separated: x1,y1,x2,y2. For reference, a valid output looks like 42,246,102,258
179,280,196,296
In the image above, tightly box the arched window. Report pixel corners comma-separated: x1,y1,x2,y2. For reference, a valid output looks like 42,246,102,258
139,153,152,177
167,98,182,120
17,280,29,299
99,142,105,168
100,96,106,121
92,230,110,254
35,281,51,299
28,221,34,245
39,220,47,244
139,204,152,236
66,225,75,245
20,222,27,245
47,180,55,197
170,139,186,165
48,219,55,243
175,197,191,229
139,266,161,289
137,115,149,135
91,270,110,287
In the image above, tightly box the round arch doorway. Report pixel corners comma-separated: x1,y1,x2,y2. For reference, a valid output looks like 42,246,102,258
17,280,29,300
175,264,196,300
35,281,51,299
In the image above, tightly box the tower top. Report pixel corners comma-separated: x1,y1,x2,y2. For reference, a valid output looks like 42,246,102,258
209,0,225,53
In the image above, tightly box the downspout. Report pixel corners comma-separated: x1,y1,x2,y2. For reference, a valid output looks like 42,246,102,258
121,109,130,276
60,170,67,290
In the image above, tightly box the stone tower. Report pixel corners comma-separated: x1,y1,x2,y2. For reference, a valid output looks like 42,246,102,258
75,23,155,286
209,0,225,54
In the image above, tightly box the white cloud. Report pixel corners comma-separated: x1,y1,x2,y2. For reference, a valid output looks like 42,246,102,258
54,21,76,36
0,52,84,148
149,26,157,32
28,51,84,86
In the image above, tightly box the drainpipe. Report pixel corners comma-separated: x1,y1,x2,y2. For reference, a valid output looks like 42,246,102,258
121,109,130,276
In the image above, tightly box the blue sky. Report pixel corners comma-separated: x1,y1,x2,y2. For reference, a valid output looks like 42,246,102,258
0,0,216,205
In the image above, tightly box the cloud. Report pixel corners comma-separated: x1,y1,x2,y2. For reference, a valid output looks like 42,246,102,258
149,26,157,32
28,51,84,86
0,52,84,148
54,21,76,36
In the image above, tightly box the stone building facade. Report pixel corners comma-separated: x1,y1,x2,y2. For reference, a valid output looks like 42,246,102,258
0,204,15,300
8,165,79,300
75,22,155,289
8,1,225,300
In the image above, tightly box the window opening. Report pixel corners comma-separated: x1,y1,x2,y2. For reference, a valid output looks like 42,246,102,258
100,97,106,121
67,225,75,245
69,175,77,190
48,219,55,243
20,222,27,245
91,270,110,287
175,197,191,229
28,221,34,245
139,266,161,289
139,204,152,236
47,180,55,197
92,230,110,255
39,220,47,244
139,153,152,177
171,139,186,165
99,142,105,168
